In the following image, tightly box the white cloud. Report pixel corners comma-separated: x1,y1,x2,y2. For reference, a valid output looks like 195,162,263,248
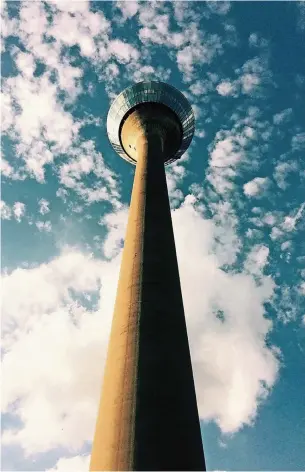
243,177,270,197
50,0,91,14
58,140,120,207
263,212,278,226
296,0,305,33
115,1,139,21
15,50,36,78
99,207,128,259
60,155,94,188
172,198,279,432
39,199,50,215
139,12,185,48
36,221,52,232
281,203,305,232
176,25,222,82
299,282,305,295
2,198,280,456
1,1,18,52
270,226,284,241
56,188,69,203
195,129,206,139
1,249,118,455
49,11,94,58
240,73,260,93
131,64,171,83
206,1,231,15
273,108,293,125
281,241,292,252
211,137,242,168
1,0,119,185
244,126,256,139
8,73,79,147
234,56,271,95
246,228,264,241
190,80,210,96
244,245,269,276
108,39,140,63
216,81,235,96
103,61,120,80
273,160,298,190
166,161,188,208
13,202,26,222
47,4,110,59
1,200,12,220
292,132,305,151
3,71,80,181
48,454,90,471
1,158,16,179
276,285,298,324
177,38,222,82
249,33,268,49
1,201,26,222
207,123,260,196
210,200,241,266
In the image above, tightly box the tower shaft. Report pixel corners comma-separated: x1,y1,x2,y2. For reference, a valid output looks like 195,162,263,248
90,129,205,471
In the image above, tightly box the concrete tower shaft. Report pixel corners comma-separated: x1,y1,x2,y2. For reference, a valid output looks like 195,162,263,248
90,82,205,471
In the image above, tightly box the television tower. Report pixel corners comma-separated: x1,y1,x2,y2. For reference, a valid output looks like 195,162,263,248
90,81,206,471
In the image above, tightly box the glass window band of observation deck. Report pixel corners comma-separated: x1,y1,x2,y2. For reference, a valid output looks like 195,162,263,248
107,81,195,165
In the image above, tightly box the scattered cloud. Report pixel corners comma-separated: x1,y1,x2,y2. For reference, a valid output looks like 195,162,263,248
249,32,268,49
296,1,305,33
240,73,260,93
177,34,223,82
99,207,128,259
115,1,139,22
36,221,52,233
207,122,259,196
1,200,12,220
273,160,299,190
273,108,293,125
58,140,120,207
1,201,26,222
166,161,188,208
172,197,279,433
299,282,305,296
206,1,231,16
211,137,243,169
216,81,235,96
243,177,270,197
13,202,26,222
270,227,285,241
292,132,305,152
38,199,50,215
275,285,299,324
108,39,140,63
1,247,116,455
244,244,270,276
281,203,305,232
2,196,280,456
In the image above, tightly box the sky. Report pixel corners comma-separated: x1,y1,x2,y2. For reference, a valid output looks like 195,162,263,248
1,1,305,471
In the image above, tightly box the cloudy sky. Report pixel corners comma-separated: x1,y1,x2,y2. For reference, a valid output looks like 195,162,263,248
1,1,305,471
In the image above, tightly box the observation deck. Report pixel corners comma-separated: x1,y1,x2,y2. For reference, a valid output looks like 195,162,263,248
107,81,195,165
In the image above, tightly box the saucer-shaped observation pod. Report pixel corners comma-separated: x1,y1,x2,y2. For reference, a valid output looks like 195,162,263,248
106,81,195,165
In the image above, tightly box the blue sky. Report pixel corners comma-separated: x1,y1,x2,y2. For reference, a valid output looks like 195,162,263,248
1,1,305,471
